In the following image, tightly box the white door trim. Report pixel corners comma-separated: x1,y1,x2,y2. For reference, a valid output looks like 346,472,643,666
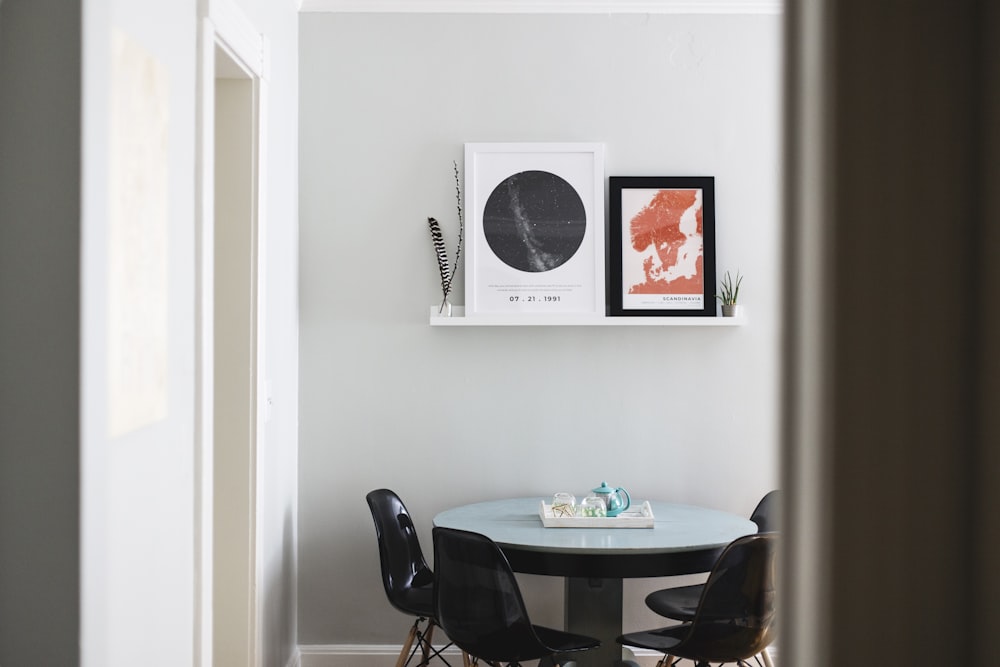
195,2,267,666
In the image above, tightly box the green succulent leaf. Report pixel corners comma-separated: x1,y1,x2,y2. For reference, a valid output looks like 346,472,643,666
716,269,743,305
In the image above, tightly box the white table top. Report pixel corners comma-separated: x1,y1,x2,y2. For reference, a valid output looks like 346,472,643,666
433,497,757,556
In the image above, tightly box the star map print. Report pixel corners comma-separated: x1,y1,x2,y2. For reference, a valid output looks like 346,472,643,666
482,170,586,273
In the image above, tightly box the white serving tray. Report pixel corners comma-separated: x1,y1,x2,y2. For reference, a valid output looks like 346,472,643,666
538,500,655,528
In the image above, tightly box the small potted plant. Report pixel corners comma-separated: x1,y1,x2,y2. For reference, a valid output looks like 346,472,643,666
716,270,743,317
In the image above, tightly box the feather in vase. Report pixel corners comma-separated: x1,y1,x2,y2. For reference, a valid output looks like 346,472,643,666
426,161,464,313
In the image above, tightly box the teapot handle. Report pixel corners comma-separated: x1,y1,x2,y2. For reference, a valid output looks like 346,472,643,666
615,487,630,511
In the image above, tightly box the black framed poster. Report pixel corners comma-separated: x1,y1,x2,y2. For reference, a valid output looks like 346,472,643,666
608,176,717,317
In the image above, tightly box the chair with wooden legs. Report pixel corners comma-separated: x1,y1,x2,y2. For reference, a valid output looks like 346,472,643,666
432,526,600,667
619,532,778,667
643,490,781,666
366,489,468,666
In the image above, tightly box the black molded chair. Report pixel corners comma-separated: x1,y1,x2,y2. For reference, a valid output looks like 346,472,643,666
432,526,600,667
646,491,781,619
366,489,465,667
619,532,778,667
644,491,780,665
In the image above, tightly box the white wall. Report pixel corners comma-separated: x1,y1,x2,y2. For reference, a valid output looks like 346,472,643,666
79,3,200,664
1,0,299,665
297,10,782,655
80,0,300,664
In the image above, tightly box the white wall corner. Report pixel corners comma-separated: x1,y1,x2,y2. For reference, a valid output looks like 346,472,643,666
298,0,783,14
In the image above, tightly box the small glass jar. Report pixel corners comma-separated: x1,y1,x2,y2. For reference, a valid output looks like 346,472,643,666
579,495,607,518
552,492,576,517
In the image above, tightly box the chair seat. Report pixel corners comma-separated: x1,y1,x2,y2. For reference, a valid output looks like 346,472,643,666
618,624,686,654
620,621,771,663
644,583,701,620
532,625,602,655
465,625,600,663
390,582,434,618
646,584,755,623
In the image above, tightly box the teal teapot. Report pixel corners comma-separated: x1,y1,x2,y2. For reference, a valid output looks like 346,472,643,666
592,482,631,517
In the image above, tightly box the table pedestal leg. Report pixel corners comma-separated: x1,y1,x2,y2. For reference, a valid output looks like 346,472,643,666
564,577,630,667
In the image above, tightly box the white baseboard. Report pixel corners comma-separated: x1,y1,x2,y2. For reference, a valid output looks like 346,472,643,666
299,645,461,667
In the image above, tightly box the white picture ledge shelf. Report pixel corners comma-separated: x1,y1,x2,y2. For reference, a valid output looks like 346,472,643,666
429,306,746,326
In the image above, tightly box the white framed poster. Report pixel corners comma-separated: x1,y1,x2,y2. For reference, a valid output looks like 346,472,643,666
464,142,605,316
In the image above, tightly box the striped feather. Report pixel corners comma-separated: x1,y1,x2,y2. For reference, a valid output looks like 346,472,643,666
427,216,451,296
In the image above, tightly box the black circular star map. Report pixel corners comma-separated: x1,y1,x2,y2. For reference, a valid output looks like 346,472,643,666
482,170,587,273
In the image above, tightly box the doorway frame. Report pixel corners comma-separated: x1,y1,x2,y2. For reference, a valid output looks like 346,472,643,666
195,1,268,665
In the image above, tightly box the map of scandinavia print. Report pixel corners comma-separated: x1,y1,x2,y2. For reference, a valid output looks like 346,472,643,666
626,188,704,296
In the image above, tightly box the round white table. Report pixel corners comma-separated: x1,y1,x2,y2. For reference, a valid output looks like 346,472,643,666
433,497,757,667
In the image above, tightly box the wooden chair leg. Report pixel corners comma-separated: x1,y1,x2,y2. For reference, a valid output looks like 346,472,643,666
760,648,775,667
395,621,420,667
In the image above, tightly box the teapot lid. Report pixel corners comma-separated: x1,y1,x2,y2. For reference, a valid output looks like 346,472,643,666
592,481,612,494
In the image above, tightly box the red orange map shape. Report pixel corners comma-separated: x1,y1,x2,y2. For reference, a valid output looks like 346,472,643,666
628,188,704,295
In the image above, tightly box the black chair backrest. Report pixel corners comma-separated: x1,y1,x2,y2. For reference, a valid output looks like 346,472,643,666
366,489,433,615
432,527,545,663
683,533,778,662
750,489,781,533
